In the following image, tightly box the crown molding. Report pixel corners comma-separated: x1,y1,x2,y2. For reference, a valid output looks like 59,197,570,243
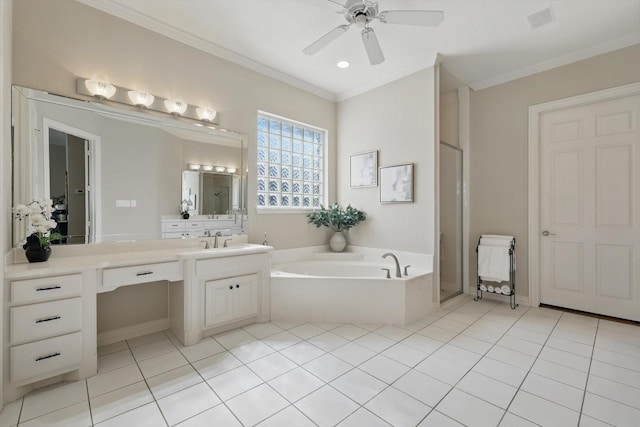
470,32,640,91
76,0,337,101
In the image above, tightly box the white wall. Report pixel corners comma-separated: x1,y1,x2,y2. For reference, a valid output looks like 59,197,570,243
470,44,640,298
337,67,438,255
12,0,337,249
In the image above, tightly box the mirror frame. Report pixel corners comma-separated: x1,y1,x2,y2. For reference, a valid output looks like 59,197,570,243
11,85,248,247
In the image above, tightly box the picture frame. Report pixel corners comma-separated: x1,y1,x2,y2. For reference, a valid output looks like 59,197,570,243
379,163,414,203
349,149,378,188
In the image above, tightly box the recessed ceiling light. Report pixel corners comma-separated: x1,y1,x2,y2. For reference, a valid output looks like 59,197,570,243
337,61,350,69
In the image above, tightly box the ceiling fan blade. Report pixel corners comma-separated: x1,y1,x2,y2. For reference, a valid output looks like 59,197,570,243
361,27,384,65
303,25,350,55
379,10,444,26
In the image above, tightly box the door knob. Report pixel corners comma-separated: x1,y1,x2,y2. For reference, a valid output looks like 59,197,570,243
542,230,556,236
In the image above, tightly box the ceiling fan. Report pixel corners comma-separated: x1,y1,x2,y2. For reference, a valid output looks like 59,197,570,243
303,0,444,65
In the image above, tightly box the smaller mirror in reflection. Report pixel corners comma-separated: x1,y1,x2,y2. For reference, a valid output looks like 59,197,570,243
182,171,241,216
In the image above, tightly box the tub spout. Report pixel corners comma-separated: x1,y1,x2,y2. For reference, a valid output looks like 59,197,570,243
382,253,402,278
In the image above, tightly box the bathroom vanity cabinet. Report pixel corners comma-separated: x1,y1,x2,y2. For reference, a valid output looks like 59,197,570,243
3,243,271,402
161,217,247,239
204,274,258,327
6,273,95,387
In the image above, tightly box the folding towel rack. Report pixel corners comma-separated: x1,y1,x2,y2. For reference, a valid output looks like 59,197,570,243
474,235,518,309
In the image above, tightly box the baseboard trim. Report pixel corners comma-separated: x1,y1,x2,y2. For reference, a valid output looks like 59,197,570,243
97,318,170,347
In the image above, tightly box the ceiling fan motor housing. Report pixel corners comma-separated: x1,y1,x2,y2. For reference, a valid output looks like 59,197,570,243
345,0,379,27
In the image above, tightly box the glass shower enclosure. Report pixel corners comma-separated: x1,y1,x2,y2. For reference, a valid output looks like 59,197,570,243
439,142,463,302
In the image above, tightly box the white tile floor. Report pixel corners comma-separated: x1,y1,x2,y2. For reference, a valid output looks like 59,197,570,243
1,296,639,427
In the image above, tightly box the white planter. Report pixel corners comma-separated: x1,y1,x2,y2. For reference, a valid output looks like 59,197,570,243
329,232,347,252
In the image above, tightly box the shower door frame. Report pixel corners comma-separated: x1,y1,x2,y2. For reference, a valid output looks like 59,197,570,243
439,141,464,303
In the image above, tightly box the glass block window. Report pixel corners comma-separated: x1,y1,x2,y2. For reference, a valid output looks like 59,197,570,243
257,112,326,210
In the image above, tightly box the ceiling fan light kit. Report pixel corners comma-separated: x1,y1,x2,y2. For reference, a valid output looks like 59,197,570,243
303,0,444,65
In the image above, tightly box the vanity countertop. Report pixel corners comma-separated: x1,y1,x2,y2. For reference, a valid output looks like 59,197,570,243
4,243,272,279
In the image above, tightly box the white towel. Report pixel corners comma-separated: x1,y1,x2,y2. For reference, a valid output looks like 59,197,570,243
480,237,512,247
480,285,487,292
482,234,514,241
501,285,511,294
487,285,494,293
494,286,503,294
478,245,510,282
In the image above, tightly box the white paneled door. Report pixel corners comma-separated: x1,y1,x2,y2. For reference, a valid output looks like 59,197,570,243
540,93,640,321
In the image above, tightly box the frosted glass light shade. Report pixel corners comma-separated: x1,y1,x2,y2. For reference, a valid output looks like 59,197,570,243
215,166,226,172
165,99,188,115
128,90,155,108
202,165,214,171
196,107,217,122
188,163,201,170
226,167,237,174
85,80,116,99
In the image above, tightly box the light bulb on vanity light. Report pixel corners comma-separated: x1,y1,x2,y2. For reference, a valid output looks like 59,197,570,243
85,80,116,100
226,167,237,174
188,164,201,170
165,99,188,116
196,107,217,122
215,166,226,173
128,90,155,108
202,165,214,171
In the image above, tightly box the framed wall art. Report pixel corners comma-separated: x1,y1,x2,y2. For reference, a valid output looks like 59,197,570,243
379,163,414,203
349,149,378,188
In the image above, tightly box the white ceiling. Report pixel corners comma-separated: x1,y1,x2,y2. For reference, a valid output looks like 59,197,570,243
79,0,640,101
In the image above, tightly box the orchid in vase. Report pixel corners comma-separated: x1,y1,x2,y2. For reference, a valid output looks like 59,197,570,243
14,199,61,262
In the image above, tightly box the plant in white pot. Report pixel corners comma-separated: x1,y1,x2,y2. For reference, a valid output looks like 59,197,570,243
307,203,366,252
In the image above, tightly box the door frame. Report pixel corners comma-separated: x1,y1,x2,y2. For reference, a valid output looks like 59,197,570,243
527,82,640,308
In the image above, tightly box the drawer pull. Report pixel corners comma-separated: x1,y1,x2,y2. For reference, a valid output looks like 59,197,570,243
136,271,154,277
35,315,62,324
35,352,61,362
36,285,62,292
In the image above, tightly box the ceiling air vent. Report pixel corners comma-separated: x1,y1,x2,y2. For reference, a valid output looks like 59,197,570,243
527,7,555,30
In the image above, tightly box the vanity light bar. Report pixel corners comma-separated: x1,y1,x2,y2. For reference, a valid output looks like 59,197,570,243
188,163,237,173
77,78,219,125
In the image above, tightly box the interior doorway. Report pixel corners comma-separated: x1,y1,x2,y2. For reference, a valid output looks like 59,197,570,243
529,83,640,322
43,119,100,244
439,142,463,302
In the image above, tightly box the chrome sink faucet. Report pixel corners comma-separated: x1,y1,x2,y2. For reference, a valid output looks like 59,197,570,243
213,231,223,248
382,253,402,278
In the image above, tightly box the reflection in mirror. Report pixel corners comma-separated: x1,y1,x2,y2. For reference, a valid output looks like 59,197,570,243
182,171,241,215
12,86,247,247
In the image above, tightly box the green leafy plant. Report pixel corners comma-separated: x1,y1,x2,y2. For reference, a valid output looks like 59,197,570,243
307,203,366,232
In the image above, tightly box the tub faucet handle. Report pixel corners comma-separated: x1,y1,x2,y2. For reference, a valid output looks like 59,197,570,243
381,268,391,279
404,265,411,276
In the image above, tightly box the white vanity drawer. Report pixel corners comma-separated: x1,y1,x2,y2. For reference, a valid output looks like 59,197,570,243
163,221,186,232
186,222,205,229
11,274,83,304
11,332,82,383
10,298,82,344
102,261,181,290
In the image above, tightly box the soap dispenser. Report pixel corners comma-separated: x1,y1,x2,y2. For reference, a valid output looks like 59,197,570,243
262,232,268,246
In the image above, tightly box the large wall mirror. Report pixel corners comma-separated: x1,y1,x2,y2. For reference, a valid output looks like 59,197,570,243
11,86,247,247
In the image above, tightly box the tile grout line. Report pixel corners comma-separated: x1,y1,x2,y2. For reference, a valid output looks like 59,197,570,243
415,302,533,425
576,318,599,427
497,308,564,426
128,335,170,427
